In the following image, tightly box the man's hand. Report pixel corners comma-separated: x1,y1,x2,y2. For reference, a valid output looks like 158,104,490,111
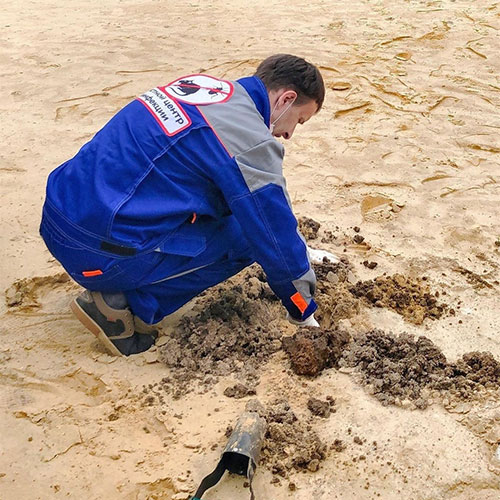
308,247,340,264
287,312,320,327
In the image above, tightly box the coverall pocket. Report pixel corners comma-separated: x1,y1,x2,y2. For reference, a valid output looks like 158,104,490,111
40,217,125,288
157,230,206,257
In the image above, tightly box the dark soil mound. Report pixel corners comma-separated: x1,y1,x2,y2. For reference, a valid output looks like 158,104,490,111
435,351,500,398
340,330,446,407
314,258,352,284
340,330,500,408
307,397,333,418
157,267,283,396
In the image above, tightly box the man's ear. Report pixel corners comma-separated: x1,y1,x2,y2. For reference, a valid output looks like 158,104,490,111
281,89,297,105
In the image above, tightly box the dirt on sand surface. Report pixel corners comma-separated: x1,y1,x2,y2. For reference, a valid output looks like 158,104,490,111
254,399,328,477
349,274,447,324
3,1,500,498
340,330,500,408
314,259,361,328
307,397,333,418
340,330,447,408
298,216,321,241
157,267,283,396
223,383,257,399
313,260,449,327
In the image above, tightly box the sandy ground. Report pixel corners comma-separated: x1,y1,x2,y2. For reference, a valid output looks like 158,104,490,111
1,0,500,498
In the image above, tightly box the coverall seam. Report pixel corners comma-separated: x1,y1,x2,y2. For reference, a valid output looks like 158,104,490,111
250,185,296,281
42,211,130,259
105,122,208,238
105,162,156,238
44,200,180,258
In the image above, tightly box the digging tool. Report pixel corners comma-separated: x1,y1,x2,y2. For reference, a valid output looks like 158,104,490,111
191,410,266,500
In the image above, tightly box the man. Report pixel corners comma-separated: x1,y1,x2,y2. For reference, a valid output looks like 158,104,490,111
40,54,327,357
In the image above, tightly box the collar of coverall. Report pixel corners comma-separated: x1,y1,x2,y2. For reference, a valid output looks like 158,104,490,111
237,76,271,128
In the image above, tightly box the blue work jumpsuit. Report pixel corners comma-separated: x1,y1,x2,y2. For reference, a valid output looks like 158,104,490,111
40,75,317,324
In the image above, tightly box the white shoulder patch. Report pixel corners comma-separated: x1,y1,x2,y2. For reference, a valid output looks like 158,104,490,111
163,74,234,105
137,87,191,136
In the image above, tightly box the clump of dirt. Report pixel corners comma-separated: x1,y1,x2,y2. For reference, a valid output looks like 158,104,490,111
307,398,332,418
223,383,256,399
298,216,321,241
314,258,353,284
157,266,283,396
435,352,500,398
332,439,346,452
313,259,361,327
257,399,328,476
340,330,500,408
349,274,447,324
282,326,351,376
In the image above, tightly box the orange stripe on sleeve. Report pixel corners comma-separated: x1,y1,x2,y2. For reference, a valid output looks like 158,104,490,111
291,292,308,314
82,270,103,277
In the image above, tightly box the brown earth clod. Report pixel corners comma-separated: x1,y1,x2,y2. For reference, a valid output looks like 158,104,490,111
307,398,332,418
298,216,321,241
282,327,351,377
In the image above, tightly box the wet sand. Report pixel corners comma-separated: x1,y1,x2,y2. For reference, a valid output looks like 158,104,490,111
1,1,499,499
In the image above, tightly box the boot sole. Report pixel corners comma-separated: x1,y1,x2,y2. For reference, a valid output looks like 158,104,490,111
70,298,124,357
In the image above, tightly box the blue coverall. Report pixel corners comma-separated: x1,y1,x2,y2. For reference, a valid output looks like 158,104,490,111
40,75,317,325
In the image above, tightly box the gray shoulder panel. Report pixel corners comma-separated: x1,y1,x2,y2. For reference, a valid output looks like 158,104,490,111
198,81,274,157
234,139,286,194
201,81,288,196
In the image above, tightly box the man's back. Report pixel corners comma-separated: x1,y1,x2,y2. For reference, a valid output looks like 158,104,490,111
45,75,272,251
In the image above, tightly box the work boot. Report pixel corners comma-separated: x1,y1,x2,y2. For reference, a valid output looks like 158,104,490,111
70,291,158,356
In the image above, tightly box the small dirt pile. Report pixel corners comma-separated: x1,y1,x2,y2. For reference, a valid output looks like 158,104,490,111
298,217,362,326
313,259,361,327
313,260,449,326
283,327,500,409
340,330,500,408
253,400,328,476
307,397,334,418
349,274,447,324
157,267,283,396
435,351,500,398
340,330,447,407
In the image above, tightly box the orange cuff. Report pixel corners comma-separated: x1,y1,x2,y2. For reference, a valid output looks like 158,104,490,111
291,292,308,314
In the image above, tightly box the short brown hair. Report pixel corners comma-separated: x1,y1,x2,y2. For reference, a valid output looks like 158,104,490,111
255,54,325,111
